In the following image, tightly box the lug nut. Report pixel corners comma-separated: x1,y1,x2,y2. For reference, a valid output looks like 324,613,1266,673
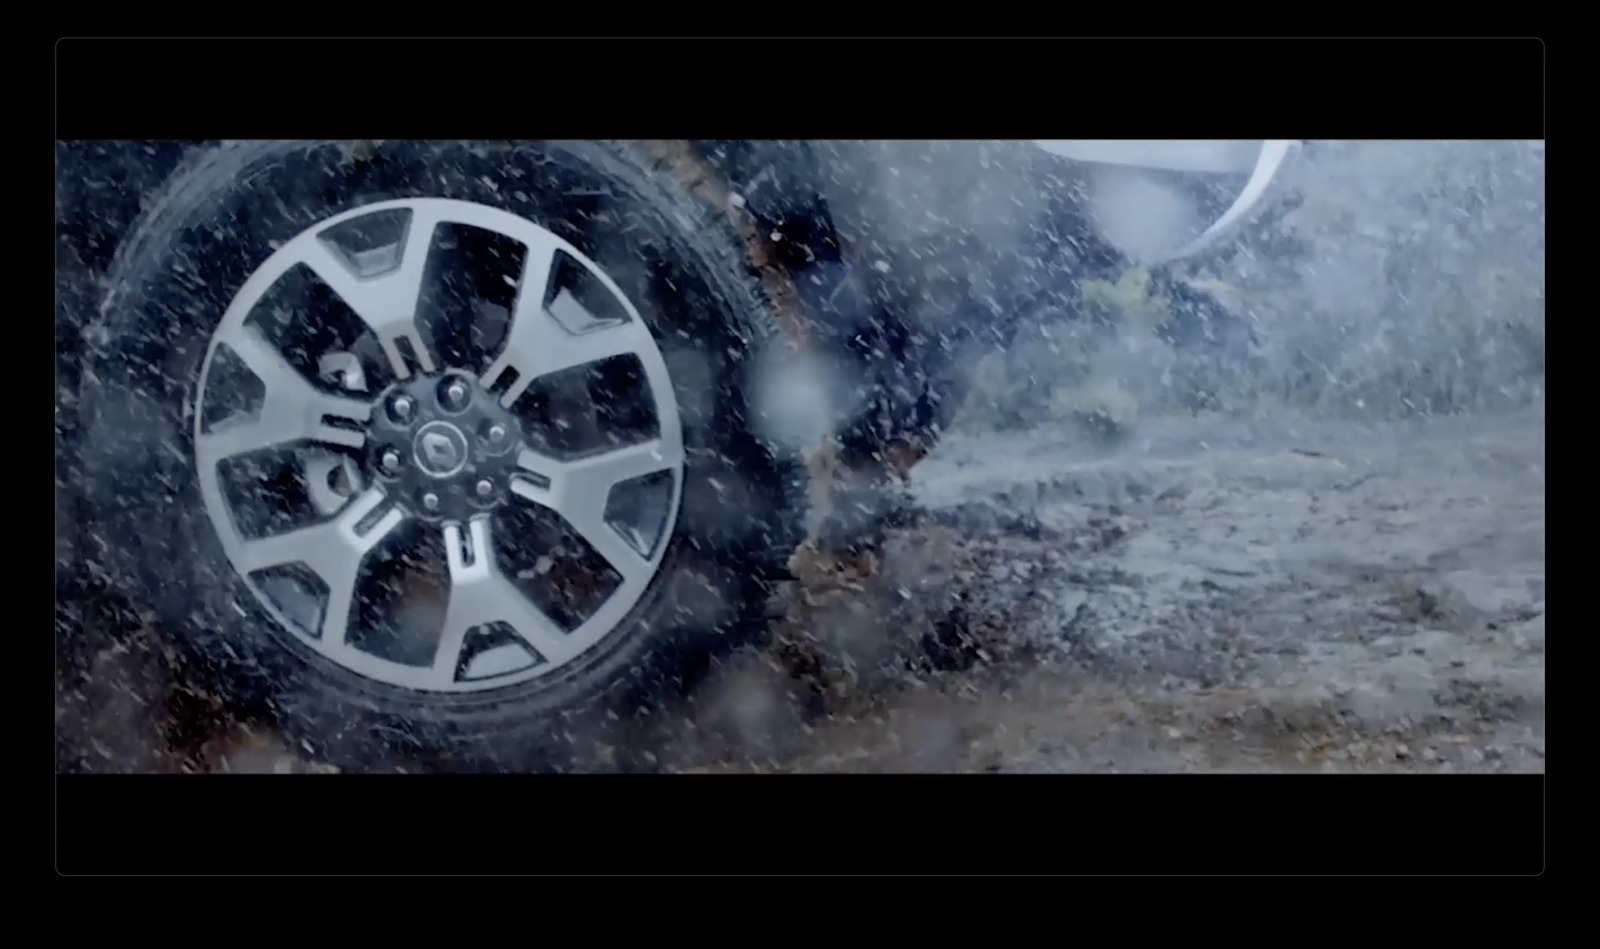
487,425,507,445
381,449,401,471
444,380,469,408
476,479,494,498
422,492,440,511
391,395,414,420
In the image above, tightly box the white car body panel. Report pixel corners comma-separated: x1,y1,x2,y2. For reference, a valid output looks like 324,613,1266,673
1033,139,1303,264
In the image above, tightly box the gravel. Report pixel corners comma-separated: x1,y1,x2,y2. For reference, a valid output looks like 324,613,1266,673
661,402,1546,774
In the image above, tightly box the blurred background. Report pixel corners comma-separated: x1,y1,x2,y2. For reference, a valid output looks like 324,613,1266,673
957,140,1546,435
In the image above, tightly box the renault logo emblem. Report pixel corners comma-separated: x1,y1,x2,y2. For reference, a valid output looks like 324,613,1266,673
421,433,458,468
413,421,469,477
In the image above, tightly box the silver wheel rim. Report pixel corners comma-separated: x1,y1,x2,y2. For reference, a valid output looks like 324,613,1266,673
193,198,685,693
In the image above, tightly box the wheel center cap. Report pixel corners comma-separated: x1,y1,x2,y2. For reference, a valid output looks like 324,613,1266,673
413,421,469,477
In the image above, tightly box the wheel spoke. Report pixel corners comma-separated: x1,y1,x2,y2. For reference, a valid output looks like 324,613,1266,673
434,516,573,685
299,206,440,379
480,241,653,408
200,324,372,460
237,487,405,647
512,440,678,582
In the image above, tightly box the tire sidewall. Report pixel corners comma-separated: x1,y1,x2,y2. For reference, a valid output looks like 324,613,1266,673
80,140,806,770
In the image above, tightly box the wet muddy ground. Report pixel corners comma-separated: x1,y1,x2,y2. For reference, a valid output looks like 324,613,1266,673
56,404,1545,775
662,403,1546,773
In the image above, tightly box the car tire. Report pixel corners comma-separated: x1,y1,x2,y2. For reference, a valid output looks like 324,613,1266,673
77,140,808,772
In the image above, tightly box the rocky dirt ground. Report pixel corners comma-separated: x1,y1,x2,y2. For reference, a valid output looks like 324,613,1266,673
57,400,1545,774
655,402,1546,774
